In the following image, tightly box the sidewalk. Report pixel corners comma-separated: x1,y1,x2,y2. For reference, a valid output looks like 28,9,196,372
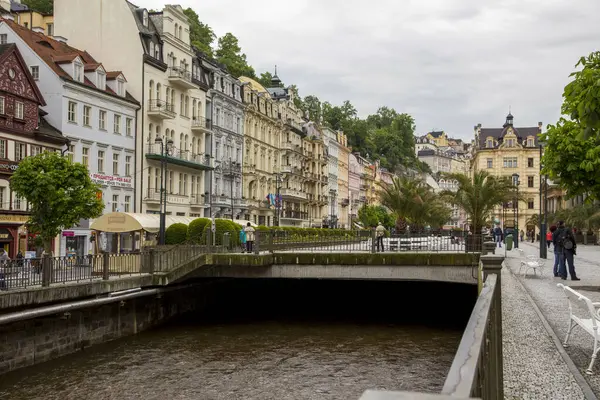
502,241,600,398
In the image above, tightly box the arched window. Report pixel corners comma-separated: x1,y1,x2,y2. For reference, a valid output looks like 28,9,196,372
184,134,189,151
166,87,171,105
180,93,184,115
156,125,160,138
174,23,179,38
178,26,182,40
149,80,154,100
192,99,197,119
170,89,175,107
185,96,189,117
170,129,175,141
156,83,161,101
192,137,196,154
197,101,202,120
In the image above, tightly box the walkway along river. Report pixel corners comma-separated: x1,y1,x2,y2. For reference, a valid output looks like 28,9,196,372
0,279,476,400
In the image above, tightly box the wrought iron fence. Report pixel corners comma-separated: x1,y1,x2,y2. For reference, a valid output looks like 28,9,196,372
254,230,484,253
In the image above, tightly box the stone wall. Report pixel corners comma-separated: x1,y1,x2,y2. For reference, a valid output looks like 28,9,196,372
0,285,206,375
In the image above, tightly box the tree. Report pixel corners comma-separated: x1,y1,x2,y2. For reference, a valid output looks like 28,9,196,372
183,8,216,58
303,95,322,123
379,175,450,232
440,171,517,234
541,118,600,200
10,152,104,251
165,223,188,245
215,33,255,78
358,205,394,229
22,0,53,14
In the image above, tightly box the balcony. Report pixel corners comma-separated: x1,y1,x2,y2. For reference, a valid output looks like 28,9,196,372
243,163,256,175
168,67,196,89
147,100,175,120
280,188,307,200
190,194,208,207
144,188,161,204
191,116,212,133
285,118,305,136
145,144,213,171
221,160,242,176
320,175,329,185
281,209,308,220
281,165,292,174
282,142,293,152
341,198,350,207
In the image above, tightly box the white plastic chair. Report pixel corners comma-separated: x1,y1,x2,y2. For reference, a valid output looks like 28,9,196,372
520,254,545,276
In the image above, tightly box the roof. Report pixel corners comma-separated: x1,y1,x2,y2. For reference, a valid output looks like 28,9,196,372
10,0,28,12
479,126,540,148
1,18,139,105
0,43,46,106
126,1,161,38
35,114,68,143
239,76,270,96
267,87,288,100
428,131,444,138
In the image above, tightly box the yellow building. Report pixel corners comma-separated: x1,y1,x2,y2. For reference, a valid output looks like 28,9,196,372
239,76,283,226
425,130,449,147
11,2,54,35
471,113,543,234
337,132,350,228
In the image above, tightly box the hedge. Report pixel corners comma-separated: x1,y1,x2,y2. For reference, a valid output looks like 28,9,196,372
165,223,188,245
202,219,243,246
187,218,210,242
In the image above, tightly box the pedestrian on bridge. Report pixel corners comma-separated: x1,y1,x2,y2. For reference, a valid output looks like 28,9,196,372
244,223,255,253
239,229,247,253
376,222,385,252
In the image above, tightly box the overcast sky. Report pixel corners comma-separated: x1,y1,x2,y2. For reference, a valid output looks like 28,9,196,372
139,0,600,140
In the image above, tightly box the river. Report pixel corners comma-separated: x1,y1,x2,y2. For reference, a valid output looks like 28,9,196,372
0,279,474,400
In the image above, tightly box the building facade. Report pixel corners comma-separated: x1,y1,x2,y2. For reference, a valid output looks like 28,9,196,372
471,113,543,234
206,61,244,219
0,18,140,256
336,131,350,229
323,127,339,228
0,42,68,257
54,1,214,221
10,0,54,36
348,153,363,227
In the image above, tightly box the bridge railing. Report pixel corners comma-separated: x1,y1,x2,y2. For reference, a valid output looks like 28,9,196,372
255,229,484,253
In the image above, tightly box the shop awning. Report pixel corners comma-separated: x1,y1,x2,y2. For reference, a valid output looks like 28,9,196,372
90,212,197,233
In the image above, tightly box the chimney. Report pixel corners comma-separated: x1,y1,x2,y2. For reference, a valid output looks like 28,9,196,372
53,35,68,44
32,26,44,34
538,121,543,127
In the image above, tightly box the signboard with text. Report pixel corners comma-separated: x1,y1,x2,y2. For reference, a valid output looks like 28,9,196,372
89,173,133,188
0,160,19,175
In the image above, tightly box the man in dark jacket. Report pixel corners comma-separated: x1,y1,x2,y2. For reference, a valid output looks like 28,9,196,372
552,221,580,281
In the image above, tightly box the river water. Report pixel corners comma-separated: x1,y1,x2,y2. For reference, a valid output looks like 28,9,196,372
0,280,474,400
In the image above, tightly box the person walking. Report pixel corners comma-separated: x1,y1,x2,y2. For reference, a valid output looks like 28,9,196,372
244,223,255,253
494,225,503,248
549,225,560,276
239,228,247,253
375,222,385,252
546,229,553,249
520,230,524,242
553,221,580,281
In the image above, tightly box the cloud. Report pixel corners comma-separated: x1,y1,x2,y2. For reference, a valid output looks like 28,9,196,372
140,0,600,140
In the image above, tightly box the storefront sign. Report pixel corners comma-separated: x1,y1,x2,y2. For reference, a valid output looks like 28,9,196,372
62,231,75,237
0,214,29,224
90,173,133,188
0,160,19,175
0,228,13,241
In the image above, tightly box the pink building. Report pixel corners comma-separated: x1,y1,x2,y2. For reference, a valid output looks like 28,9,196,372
348,153,362,227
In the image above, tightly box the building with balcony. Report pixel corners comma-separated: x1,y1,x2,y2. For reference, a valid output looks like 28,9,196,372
238,76,282,226
0,42,68,257
348,152,363,227
8,0,54,36
471,112,543,234
323,127,340,228
54,1,214,220
0,17,140,256
303,122,328,227
205,60,244,219
336,132,350,229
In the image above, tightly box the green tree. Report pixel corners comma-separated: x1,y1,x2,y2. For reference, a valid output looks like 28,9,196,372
10,152,104,251
358,205,394,229
257,71,273,88
440,171,517,234
165,223,188,245
183,8,216,58
22,0,53,13
303,95,322,123
541,118,600,200
215,33,255,78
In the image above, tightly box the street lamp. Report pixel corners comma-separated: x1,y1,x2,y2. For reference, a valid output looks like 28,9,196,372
512,173,520,249
274,171,283,227
155,137,173,245
227,157,240,221
204,154,214,219
539,143,548,259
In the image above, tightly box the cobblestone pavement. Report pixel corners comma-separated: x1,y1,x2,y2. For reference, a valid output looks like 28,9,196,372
503,241,600,398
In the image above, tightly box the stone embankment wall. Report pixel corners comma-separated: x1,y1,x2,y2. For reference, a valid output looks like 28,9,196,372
0,285,206,374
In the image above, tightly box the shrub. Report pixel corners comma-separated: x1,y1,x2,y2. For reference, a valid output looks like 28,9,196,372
203,219,243,246
187,218,210,243
165,223,188,245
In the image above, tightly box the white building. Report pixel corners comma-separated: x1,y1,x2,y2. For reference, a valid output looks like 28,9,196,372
0,17,140,256
54,1,213,221
323,127,339,227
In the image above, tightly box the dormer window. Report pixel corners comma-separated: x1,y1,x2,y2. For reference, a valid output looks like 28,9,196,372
142,10,148,27
97,71,106,90
486,139,494,148
74,61,83,82
527,137,534,147
117,79,125,96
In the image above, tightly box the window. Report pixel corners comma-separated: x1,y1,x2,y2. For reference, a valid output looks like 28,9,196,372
74,62,83,82
503,157,518,168
15,143,26,161
0,34,6,45
97,71,106,89
47,23,54,36
527,158,534,168
0,97,4,114
0,187,4,209
117,79,125,96
505,138,515,147
113,153,119,175
124,196,131,212
14,102,24,119
527,137,534,147
99,110,106,130
178,173,183,194
0,140,6,158
112,195,119,212
68,101,77,123
114,114,121,134
528,199,535,209
14,195,21,211
31,145,42,156
527,176,534,188
67,145,75,163
30,66,39,80
125,155,131,176
142,10,148,27
98,150,105,172
83,105,91,126
168,171,174,193
82,147,89,166
126,118,132,136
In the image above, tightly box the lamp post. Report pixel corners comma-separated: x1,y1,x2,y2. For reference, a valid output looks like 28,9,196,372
204,154,214,219
228,157,239,221
155,137,174,245
539,143,548,259
274,171,283,227
512,173,520,249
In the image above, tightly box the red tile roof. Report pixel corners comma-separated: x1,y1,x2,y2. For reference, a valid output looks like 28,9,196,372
1,18,138,105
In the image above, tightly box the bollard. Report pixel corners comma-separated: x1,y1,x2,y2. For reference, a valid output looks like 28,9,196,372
483,241,496,255
41,254,52,287
371,229,376,254
103,253,110,280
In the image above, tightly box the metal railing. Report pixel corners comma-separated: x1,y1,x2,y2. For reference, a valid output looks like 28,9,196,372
147,99,176,117
254,230,484,253
191,116,211,130
168,67,192,83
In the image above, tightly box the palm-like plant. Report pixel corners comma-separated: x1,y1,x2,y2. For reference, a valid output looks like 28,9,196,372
526,214,539,228
379,175,451,232
440,171,518,234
